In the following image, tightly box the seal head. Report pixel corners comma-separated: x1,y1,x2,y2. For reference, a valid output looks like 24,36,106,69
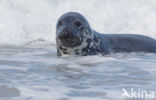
56,12,94,56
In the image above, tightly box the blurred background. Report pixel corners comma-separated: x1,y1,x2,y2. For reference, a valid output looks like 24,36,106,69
0,0,156,45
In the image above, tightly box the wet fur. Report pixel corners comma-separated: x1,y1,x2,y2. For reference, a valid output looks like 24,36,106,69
56,12,156,56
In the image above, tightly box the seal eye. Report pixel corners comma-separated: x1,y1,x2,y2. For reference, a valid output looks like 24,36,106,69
58,21,62,26
75,21,81,27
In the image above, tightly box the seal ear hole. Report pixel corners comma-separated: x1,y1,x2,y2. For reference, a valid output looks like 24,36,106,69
75,21,81,27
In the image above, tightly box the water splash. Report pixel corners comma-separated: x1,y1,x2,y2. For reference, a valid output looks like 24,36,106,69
0,0,156,45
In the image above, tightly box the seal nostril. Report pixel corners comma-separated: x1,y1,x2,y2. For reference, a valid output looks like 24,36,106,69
58,30,74,40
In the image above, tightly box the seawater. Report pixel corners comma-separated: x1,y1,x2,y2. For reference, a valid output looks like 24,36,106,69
0,0,156,100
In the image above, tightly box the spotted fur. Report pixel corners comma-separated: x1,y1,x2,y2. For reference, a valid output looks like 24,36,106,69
56,12,156,56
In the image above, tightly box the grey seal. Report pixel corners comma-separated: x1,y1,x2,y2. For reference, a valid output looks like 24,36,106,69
56,12,156,56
